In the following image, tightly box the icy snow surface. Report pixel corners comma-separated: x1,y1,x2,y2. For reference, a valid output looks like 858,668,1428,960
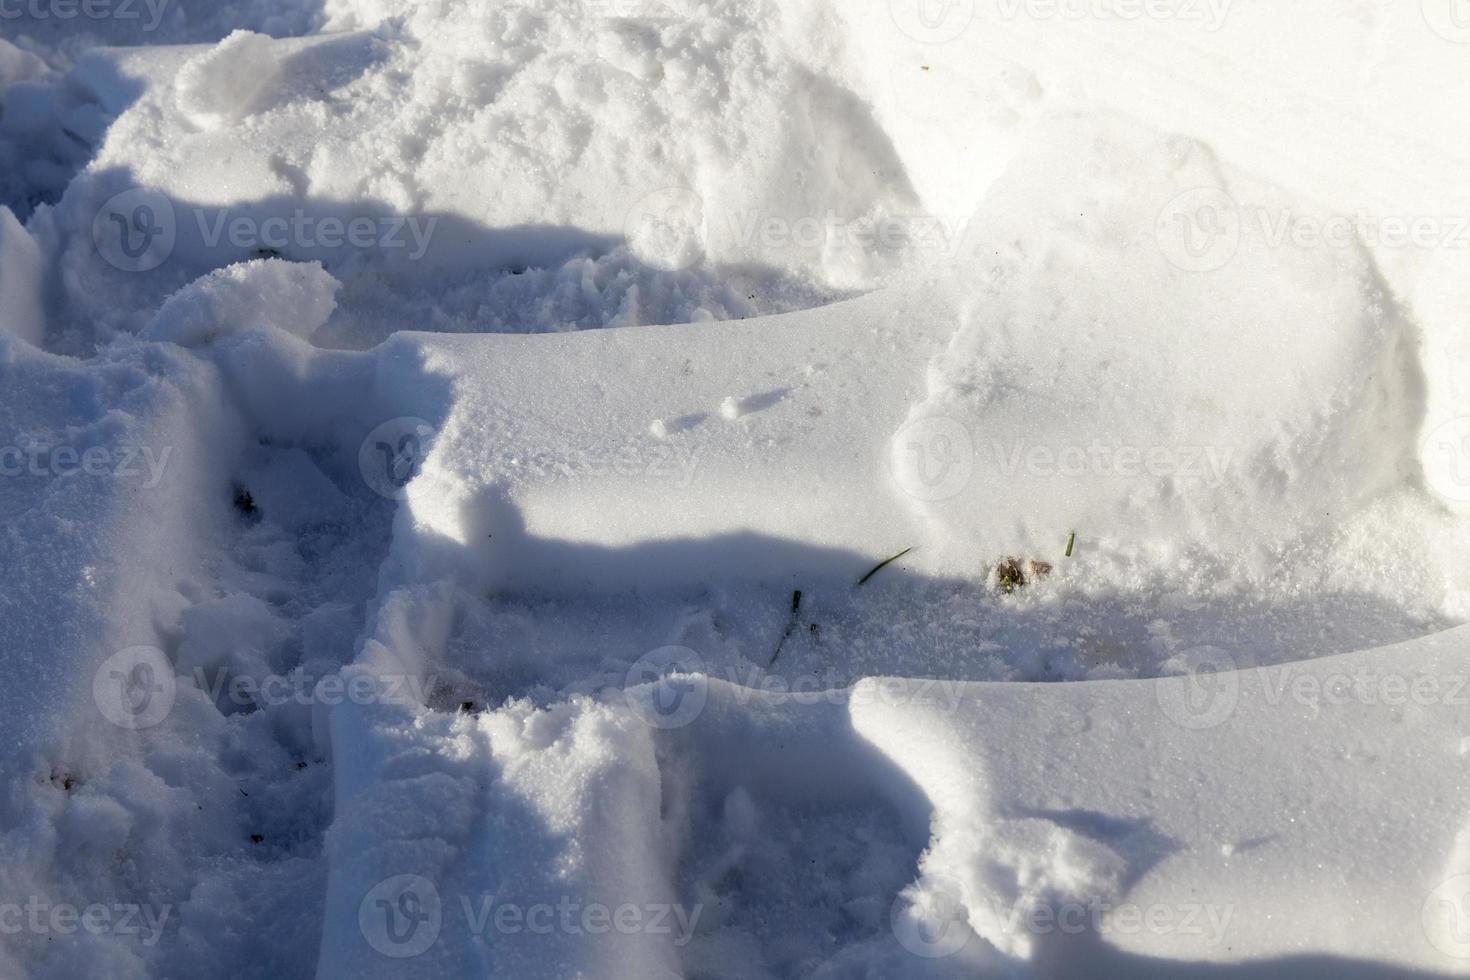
2,0,1470,977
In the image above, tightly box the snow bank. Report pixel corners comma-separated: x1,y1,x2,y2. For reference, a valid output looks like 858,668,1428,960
0,335,253,978
316,588,685,978
35,0,923,347
321,580,1470,976
850,623,1470,972
370,124,1453,620
0,206,45,345
142,259,339,347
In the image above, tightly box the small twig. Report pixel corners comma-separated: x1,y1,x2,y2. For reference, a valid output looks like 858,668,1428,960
857,547,915,587
1065,531,1076,558
769,589,802,666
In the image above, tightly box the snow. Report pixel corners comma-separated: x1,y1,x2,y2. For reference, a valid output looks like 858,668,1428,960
142,259,340,346
2,0,1469,977
173,30,282,129
0,205,44,344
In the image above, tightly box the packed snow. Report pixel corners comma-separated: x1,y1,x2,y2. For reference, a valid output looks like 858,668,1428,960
2,0,1469,978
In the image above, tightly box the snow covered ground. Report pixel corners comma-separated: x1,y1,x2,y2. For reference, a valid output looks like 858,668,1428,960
2,1,1469,977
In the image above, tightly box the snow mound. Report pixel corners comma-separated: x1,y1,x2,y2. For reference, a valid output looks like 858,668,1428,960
175,31,282,129
143,259,339,346
896,116,1423,575
41,0,924,347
